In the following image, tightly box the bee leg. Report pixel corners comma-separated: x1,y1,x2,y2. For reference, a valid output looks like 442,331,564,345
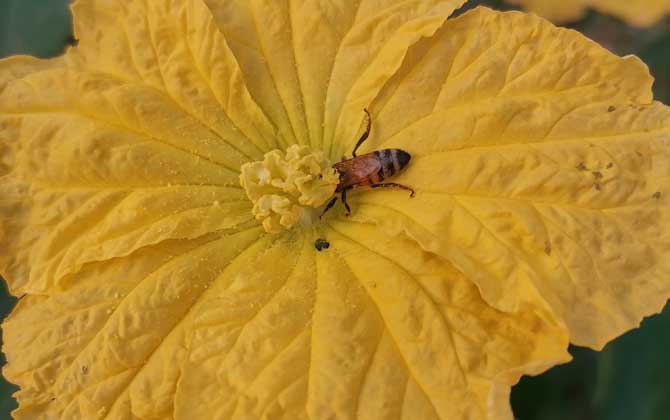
320,196,338,218
341,188,352,216
351,108,372,158
370,183,415,197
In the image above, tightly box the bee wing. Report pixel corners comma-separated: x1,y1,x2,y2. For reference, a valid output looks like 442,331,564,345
334,153,382,190
351,155,381,175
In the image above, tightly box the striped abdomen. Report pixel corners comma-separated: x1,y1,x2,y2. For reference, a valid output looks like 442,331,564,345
333,148,411,192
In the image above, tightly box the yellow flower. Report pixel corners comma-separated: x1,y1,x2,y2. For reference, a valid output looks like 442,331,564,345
0,1,669,419
506,0,670,27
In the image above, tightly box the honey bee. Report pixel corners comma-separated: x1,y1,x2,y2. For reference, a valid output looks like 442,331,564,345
321,109,415,217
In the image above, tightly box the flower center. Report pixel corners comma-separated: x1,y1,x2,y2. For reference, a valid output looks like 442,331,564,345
239,145,340,234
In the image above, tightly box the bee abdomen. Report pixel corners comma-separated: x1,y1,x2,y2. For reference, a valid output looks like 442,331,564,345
374,149,409,179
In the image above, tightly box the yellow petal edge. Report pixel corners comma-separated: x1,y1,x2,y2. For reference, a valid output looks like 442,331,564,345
506,0,670,27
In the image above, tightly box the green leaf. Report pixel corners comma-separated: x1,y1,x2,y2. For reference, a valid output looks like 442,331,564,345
511,306,670,420
0,0,74,58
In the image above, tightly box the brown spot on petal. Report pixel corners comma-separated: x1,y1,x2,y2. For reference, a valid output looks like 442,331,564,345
314,238,330,251
607,106,616,112
652,192,661,199
576,162,587,171
544,241,552,256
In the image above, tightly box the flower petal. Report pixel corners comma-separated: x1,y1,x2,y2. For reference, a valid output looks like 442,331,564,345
70,0,280,155
3,209,568,420
0,56,64,174
505,0,587,24
202,0,466,155
175,223,569,420
0,52,256,294
2,227,264,419
337,7,670,349
507,0,670,28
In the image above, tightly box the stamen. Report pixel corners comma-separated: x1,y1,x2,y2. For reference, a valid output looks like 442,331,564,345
240,145,339,233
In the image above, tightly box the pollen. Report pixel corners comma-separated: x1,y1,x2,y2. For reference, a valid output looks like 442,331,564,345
240,145,339,233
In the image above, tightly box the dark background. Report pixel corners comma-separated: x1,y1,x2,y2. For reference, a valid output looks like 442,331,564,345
1,0,669,419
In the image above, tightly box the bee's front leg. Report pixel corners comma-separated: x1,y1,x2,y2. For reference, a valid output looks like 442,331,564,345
320,196,338,218
341,188,351,216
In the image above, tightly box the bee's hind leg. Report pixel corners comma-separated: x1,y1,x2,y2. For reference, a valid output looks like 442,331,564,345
351,109,371,157
370,183,415,197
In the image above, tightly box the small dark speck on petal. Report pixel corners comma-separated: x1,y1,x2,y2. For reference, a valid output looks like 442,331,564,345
652,192,661,199
314,238,330,251
606,162,614,169
594,183,602,191
576,162,587,171
608,106,616,112
592,171,603,180
544,241,552,256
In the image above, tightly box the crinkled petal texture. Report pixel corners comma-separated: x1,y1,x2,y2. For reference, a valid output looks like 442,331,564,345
0,2,669,420
347,8,670,351
506,0,670,27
